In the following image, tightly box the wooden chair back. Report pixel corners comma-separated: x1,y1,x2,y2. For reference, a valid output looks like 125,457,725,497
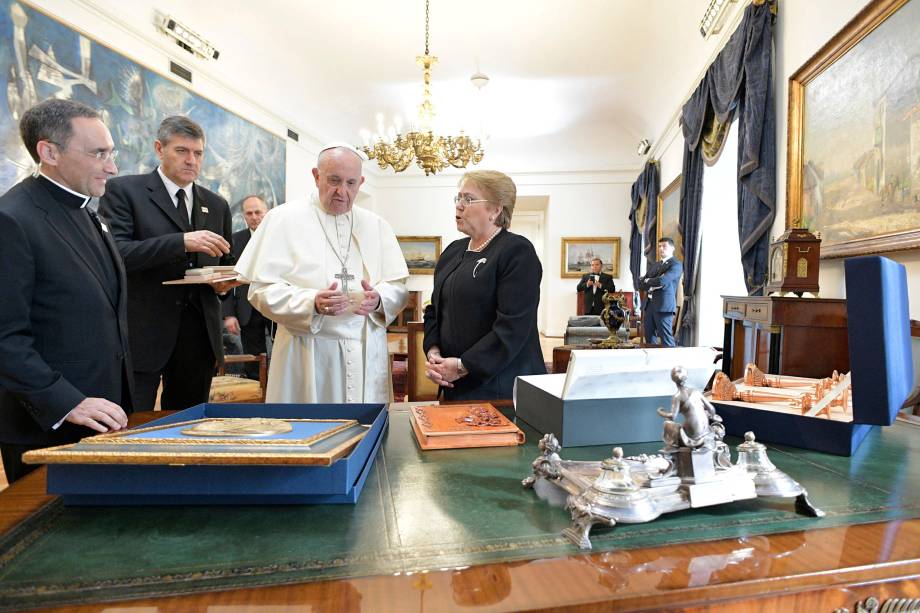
213,353,268,403
407,321,439,401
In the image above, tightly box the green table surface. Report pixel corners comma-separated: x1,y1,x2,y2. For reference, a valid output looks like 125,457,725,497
0,405,918,611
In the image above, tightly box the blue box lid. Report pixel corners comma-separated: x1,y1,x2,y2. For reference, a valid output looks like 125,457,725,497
845,256,914,426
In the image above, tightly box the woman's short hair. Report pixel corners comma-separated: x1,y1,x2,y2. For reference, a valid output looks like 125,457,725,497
460,170,516,230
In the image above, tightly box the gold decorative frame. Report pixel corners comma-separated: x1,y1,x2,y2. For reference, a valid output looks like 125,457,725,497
22,419,369,466
786,0,920,258
656,175,683,262
397,236,442,275
561,237,620,279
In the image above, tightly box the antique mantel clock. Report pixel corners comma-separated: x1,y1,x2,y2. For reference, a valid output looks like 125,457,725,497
764,228,821,296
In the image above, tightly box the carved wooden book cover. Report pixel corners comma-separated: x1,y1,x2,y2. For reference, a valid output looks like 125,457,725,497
409,403,525,450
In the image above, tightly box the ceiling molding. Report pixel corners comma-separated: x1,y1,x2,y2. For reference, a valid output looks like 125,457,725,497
647,0,751,162
370,167,642,190
60,0,325,150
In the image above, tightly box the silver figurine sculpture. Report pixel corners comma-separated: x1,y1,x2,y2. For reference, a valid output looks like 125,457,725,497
523,366,824,549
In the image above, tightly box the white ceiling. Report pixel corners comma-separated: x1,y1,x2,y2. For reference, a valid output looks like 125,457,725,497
92,0,743,175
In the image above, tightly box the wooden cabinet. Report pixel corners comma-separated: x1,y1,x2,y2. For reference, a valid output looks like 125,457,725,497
721,295,849,380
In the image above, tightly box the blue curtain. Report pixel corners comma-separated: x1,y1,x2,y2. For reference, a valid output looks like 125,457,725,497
629,161,660,291
678,0,776,345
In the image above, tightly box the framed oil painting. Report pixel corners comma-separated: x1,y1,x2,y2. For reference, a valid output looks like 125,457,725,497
656,175,683,262
786,0,920,258
561,237,620,279
0,0,286,232
397,236,441,274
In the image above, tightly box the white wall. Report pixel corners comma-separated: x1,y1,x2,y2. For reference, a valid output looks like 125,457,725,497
372,170,638,337
697,123,747,347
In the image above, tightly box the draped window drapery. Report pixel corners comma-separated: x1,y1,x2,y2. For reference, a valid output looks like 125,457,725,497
677,0,777,346
629,161,659,291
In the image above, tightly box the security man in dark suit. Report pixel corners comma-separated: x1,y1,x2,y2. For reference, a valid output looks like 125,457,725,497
576,257,617,315
99,116,236,411
223,194,272,380
638,237,683,347
0,99,133,483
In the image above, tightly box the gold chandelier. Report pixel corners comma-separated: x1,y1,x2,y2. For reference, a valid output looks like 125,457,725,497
359,0,484,176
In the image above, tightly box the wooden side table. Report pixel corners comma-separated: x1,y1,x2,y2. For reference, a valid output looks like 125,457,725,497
721,295,849,380
551,342,662,374
552,343,595,373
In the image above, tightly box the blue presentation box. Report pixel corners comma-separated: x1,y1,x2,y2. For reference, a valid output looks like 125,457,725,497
713,256,914,456
45,403,388,505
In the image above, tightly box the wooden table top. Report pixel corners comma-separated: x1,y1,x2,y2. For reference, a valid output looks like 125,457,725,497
2,410,918,612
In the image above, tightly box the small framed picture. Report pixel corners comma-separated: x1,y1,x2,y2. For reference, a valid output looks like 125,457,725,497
657,175,683,262
396,236,442,275
560,237,620,279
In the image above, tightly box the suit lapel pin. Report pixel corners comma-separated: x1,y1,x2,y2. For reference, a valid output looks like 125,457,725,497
201,206,209,213
473,258,487,278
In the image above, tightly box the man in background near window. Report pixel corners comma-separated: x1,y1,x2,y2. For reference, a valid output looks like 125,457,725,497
638,237,683,347
0,99,132,483
99,115,236,411
223,194,273,380
576,257,616,315
235,143,408,404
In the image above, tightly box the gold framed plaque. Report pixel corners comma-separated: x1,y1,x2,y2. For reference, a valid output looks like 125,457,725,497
23,418,368,467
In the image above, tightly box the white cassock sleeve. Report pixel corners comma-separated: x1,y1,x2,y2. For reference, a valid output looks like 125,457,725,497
234,198,409,336
234,201,325,336
361,212,409,329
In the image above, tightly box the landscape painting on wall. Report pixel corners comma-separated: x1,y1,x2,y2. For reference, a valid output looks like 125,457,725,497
397,236,441,274
787,0,920,257
561,237,620,279
0,0,285,231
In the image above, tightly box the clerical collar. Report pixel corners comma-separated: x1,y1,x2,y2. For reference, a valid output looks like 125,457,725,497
156,166,193,208
37,172,90,209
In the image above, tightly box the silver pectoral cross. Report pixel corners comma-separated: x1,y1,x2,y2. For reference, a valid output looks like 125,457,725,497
335,266,355,295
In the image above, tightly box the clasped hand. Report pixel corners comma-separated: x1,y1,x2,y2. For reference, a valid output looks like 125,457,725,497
314,280,380,317
424,347,462,388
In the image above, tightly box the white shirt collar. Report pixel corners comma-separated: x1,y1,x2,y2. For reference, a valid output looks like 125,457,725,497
39,171,91,208
156,166,193,213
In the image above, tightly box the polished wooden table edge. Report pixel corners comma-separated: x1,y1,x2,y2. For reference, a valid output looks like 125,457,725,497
21,519,920,612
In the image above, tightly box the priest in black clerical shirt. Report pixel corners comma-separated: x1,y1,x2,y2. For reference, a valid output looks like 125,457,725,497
0,99,133,483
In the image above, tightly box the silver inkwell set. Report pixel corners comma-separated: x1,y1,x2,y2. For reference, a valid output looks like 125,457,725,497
523,365,824,549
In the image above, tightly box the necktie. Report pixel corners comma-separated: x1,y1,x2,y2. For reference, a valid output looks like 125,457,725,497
176,188,190,227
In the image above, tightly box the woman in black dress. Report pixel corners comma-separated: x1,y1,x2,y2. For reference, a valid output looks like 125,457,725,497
423,170,546,400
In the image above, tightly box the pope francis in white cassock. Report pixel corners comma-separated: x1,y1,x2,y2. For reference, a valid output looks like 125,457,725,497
234,144,408,403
